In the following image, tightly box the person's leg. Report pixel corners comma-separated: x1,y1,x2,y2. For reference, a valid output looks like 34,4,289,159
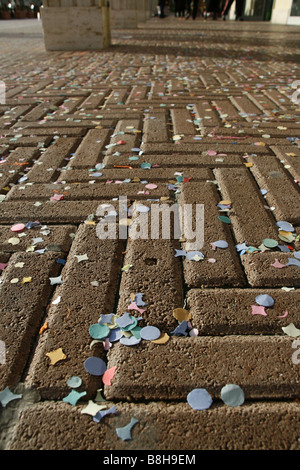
235,0,244,19
222,0,235,16
193,0,199,19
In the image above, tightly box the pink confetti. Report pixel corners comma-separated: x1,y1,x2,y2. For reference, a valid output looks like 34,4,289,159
0,263,7,271
102,366,117,386
208,258,217,263
128,302,145,314
50,194,64,201
207,150,217,156
251,305,268,317
102,337,112,351
117,140,126,145
10,223,25,232
145,183,158,190
271,259,286,268
278,310,289,319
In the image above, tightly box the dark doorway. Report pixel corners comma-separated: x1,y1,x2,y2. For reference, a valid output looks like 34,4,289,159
243,0,274,21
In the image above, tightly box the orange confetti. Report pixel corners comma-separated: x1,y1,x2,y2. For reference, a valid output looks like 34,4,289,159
39,322,49,335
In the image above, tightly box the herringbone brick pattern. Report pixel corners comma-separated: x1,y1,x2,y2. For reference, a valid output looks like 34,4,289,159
0,16,299,451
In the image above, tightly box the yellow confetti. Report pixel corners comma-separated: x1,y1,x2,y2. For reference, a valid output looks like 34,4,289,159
151,333,170,344
8,237,20,245
22,277,32,284
46,348,67,365
244,162,253,168
173,308,192,322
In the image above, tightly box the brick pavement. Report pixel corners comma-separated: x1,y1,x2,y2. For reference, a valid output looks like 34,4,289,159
0,15,300,451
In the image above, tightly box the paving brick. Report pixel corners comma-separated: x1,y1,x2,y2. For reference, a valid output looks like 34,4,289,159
271,145,300,183
241,252,300,287
24,224,125,400
105,335,299,401
6,400,300,450
0,252,61,389
178,182,246,288
249,155,300,225
186,288,300,335
116,238,184,331
102,152,244,169
25,137,80,183
214,167,279,247
5,181,172,201
0,201,101,224
0,224,76,253
65,129,111,168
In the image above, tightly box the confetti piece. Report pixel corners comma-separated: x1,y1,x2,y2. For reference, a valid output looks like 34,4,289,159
282,323,300,338
116,312,135,329
50,194,64,201
75,254,89,263
93,406,117,423
173,308,192,322
140,326,161,341
49,276,63,285
251,305,268,317
218,215,231,224
10,223,25,232
81,400,107,416
277,221,294,232
10,278,19,284
99,313,115,325
116,417,139,441
151,332,170,344
89,324,110,340
221,384,245,407
262,238,278,249
121,264,132,272
52,296,61,305
120,336,141,346
171,320,188,336
145,183,157,190
67,376,82,388
84,356,107,376
0,387,22,407
39,322,49,335
278,310,289,319
63,390,87,406
46,348,67,365
102,366,117,386
287,258,300,267
271,259,286,269
212,240,229,249
187,388,213,410
127,302,145,314
21,277,32,285
174,249,187,257
8,237,20,245
186,251,204,261
0,263,7,271
255,294,274,307
94,389,106,403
